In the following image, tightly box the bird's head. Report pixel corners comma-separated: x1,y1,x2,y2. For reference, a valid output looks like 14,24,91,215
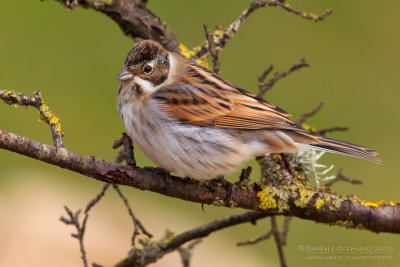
117,40,170,92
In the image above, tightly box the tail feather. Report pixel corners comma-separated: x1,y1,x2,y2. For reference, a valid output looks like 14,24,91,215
285,130,381,163
308,136,381,163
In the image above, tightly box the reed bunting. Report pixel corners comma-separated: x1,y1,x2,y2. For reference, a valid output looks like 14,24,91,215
117,40,379,179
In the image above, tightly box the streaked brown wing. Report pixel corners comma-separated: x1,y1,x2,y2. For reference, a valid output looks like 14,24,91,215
151,83,299,131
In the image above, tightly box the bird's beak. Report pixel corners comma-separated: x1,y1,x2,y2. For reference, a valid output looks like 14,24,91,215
117,67,134,81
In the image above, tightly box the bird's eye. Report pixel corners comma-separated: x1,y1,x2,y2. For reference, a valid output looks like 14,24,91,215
143,65,153,74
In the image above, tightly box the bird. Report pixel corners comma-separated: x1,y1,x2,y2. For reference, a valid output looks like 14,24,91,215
116,40,380,179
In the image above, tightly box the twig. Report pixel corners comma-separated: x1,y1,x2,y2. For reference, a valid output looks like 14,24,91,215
203,24,221,73
325,168,363,187
113,136,125,164
193,0,333,60
177,239,202,267
84,183,111,214
281,216,292,246
114,149,126,164
122,133,136,167
257,59,309,97
271,216,287,267
237,230,273,246
236,166,252,187
112,184,153,245
258,64,274,92
61,183,111,267
294,101,325,126
237,216,292,248
314,126,349,137
0,90,63,147
113,133,136,166
112,137,123,149
114,211,269,267
60,207,89,267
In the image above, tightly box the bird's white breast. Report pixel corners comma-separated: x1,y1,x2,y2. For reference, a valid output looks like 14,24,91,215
118,100,271,179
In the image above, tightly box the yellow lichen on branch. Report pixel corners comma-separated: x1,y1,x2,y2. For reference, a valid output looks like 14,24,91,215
178,43,211,69
0,89,63,147
0,90,62,133
38,100,62,132
256,180,400,218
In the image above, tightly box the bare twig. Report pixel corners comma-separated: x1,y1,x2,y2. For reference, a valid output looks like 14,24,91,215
113,133,136,166
325,168,363,187
112,137,124,149
294,101,325,126
114,149,126,164
203,24,221,73
112,184,153,245
114,211,269,267
0,90,63,147
257,59,309,97
281,216,292,246
193,1,333,60
236,166,252,187
122,133,136,167
271,216,287,267
113,136,126,164
84,183,111,214
258,64,274,91
237,230,273,246
177,239,202,267
60,207,89,267
61,183,112,267
237,216,292,258
314,126,349,136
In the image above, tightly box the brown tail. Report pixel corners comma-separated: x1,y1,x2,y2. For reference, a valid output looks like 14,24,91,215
286,131,381,163
309,136,381,163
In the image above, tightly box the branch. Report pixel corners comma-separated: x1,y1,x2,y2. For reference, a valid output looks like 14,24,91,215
60,207,89,267
1,129,400,234
114,211,269,267
203,24,221,73
325,168,363,188
294,101,325,126
257,59,309,97
112,184,153,245
271,216,287,267
54,0,180,52
314,126,349,137
0,90,63,147
177,239,202,267
193,0,333,60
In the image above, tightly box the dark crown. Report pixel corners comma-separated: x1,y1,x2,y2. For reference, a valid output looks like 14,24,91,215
125,40,169,66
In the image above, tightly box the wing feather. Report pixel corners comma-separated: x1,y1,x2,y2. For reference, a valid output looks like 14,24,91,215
151,82,299,131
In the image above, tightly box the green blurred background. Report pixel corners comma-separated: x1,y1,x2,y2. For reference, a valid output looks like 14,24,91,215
0,0,399,266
